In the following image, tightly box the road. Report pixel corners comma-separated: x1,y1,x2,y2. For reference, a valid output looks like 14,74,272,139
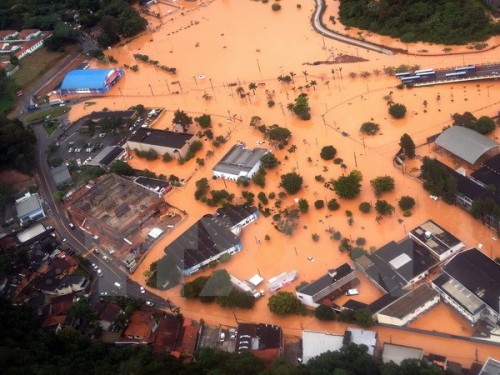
311,0,393,55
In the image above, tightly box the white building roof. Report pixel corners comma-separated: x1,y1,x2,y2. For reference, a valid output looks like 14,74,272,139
148,227,163,239
15,193,43,218
302,330,344,364
345,327,377,356
248,274,263,286
17,223,46,243
382,343,423,365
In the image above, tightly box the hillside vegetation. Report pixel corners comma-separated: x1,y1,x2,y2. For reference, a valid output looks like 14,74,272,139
339,0,500,45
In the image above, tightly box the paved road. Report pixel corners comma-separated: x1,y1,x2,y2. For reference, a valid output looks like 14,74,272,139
311,0,393,55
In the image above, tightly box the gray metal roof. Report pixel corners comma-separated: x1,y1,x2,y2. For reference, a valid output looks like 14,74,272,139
16,194,43,218
302,330,344,363
382,343,423,365
435,127,499,164
51,165,72,186
213,143,268,176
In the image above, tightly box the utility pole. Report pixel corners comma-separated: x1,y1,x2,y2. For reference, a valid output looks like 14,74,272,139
354,152,358,167
165,80,171,93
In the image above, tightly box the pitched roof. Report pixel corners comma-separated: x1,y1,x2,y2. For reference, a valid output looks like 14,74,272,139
128,128,194,149
435,127,499,164
152,315,182,354
382,343,423,365
51,165,72,186
212,143,268,176
378,284,439,319
95,302,123,322
61,69,120,90
297,263,354,296
89,146,125,167
16,194,43,218
90,110,136,120
177,323,199,355
124,311,156,341
443,248,500,313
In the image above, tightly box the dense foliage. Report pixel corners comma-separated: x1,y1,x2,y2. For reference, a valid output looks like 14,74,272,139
388,103,407,119
452,112,496,135
338,0,499,45
399,133,416,158
287,93,311,120
268,291,305,315
320,145,337,160
420,157,457,204
370,176,395,197
280,172,303,194
0,116,37,172
330,170,363,199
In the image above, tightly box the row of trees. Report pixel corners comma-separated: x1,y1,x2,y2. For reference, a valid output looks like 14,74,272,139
339,0,499,45
452,112,496,135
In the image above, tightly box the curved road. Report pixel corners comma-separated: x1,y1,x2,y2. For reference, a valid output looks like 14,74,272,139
312,0,393,55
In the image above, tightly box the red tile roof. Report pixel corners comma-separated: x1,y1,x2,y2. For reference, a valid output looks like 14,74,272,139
17,29,40,39
0,30,18,40
152,315,181,354
177,323,199,355
42,315,66,328
124,311,156,342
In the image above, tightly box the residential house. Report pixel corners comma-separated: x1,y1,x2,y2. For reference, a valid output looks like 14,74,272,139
152,314,182,355
0,30,19,41
51,165,72,188
235,323,283,364
296,264,357,308
212,143,268,181
95,302,123,331
122,310,160,344
382,343,423,365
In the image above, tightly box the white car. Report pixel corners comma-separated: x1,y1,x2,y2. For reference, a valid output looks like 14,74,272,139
97,268,103,277
345,288,359,296
307,256,315,262
140,287,145,294
145,301,154,306
62,238,67,242
91,263,98,270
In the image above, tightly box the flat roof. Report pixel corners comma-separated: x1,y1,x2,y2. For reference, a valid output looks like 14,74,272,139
479,357,500,375
302,330,344,363
16,193,43,218
215,205,258,227
298,263,353,296
89,146,125,167
213,143,268,175
443,248,500,313
410,220,463,256
433,274,485,316
382,343,423,365
17,223,46,243
344,328,377,355
148,227,163,239
435,126,499,165
482,154,500,174
51,165,72,186
128,128,194,149
378,284,438,319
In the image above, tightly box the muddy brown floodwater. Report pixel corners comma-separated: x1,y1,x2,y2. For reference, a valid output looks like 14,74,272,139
67,0,500,367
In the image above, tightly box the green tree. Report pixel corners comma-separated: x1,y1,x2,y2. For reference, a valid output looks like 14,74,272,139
375,200,395,215
109,160,133,176
267,125,291,142
314,199,324,209
298,198,309,213
195,114,212,128
370,176,395,197
388,103,407,119
0,117,37,172
163,152,173,162
268,292,302,315
315,305,336,321
399,133,416,158
280,172,303,194
360,122,380,135
260,152,279,169
354,309,374,327
320,145,337,160
248,82,257,95
272,3,281,11
332,171,362,199
182,276,209,299
327,199,340,211
398,196,416,210
475,116,496,135
194,177,210,200
252,167,266,187
452,111,476,128
288,93,311,120
420,157,458,204
359,202,371,213
173,110,193,132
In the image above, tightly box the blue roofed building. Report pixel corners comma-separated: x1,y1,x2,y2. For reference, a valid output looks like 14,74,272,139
60,68,124,95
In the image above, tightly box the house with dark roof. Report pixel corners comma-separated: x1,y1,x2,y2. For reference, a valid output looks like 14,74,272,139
95,302,123,330
134,176,172,197
432,248,500,325
356,237,438,295
51,165,72,187
164,206,258,276
296,263,357,308
212,143,268,181
409,220,464,262
88,146,126,169
375,284,440,326
126,128,196,159
152,314,182,355
235,323,283,363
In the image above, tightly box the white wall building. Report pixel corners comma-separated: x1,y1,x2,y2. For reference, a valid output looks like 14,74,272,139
212,143,268,181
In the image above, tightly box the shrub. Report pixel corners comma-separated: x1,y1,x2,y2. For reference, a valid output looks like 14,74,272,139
314,200,324,209
327,199,340,211
298,198,309,213
257,192,268,205
375,200,395,215
389,103,407,119
355,237,366,246
320,145,337,160
370,176,395,197
312,233,320,242
360,122,380,135
398,196,416,210
315,305,336,321
315,175,325,182
280,172,303,194
359,202,371,213
272,3,281,11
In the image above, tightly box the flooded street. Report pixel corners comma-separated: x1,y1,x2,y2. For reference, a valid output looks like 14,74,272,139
66,0,500,366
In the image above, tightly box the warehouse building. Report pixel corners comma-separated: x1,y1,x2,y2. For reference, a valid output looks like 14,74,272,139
15,192,46,225
60,68,125,95
126,128,196,159
212,143,268,181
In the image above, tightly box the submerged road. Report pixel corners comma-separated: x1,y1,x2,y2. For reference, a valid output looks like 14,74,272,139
312,0,394,55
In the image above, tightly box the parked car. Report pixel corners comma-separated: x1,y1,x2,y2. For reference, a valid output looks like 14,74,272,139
345,288,359,296
140,287,145,294
145,301,154,306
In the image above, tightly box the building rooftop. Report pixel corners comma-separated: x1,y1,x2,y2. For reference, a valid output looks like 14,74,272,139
434,160,489,201
152,315,182,354
17,223,47,243
479,357,500,375
51,165,72,186
378,284,439,319
433,274,485,316
409,220,463,256
443,248,500,313
344,328,377,355
343,299,368,311
435,126,499,165
16,193,43,218
213,143,268,176
165,208,257,270
87,145,125,167
382,343,423,365
95,302,123,323
61,69,122,91
481,153,500,175
356,254,407,295
134,176,171,194
124,311,156,342
215,205,259,227
297,263,354,296
128,128,194,149
236,323,282,354
302,330,344,363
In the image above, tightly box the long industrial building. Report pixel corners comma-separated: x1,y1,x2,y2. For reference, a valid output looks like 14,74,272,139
60,68,124,95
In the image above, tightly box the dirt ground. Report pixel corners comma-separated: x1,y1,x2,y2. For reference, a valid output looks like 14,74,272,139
64,0,500,367
0,169,34,191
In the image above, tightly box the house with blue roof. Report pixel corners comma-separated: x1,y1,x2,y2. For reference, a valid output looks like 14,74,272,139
60,68,124,95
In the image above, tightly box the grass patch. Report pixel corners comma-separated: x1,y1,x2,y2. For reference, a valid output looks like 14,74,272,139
0,79,19,115
43,120,59,136
14,46,76,89
26,106,71,123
